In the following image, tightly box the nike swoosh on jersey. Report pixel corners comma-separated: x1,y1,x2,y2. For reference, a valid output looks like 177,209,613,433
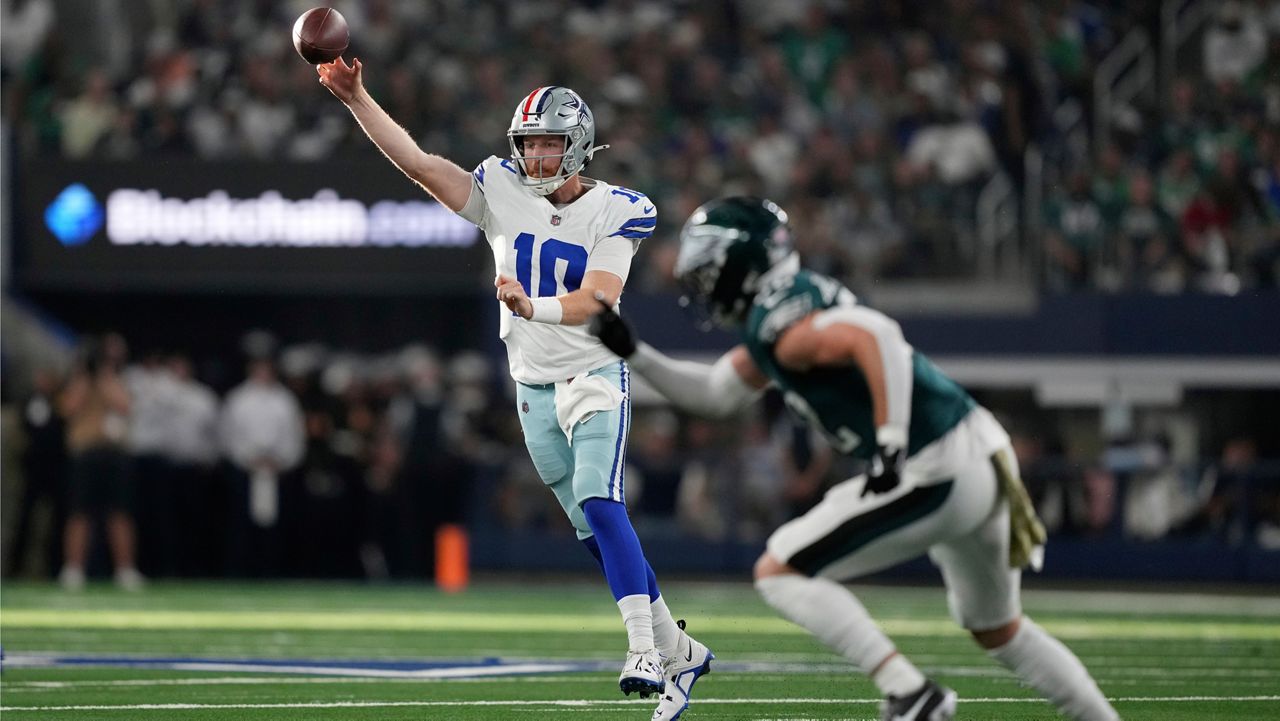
643,205,654,213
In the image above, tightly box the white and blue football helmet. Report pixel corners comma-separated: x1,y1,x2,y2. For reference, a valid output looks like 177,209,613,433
507,86,607,196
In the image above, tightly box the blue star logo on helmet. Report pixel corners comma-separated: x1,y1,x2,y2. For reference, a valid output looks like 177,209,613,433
44,183,104,247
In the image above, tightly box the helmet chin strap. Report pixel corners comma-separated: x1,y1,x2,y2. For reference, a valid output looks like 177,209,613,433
528,177,567,196
586,144,611,160
518,153,571,196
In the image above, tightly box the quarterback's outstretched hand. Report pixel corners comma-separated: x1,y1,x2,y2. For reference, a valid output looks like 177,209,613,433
317,56,363,104
862,445,904,497
589,291,637,358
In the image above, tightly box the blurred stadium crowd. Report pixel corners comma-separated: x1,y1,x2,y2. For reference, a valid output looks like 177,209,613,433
5,328,829,584
4,0,1278,291
8,329,1280,586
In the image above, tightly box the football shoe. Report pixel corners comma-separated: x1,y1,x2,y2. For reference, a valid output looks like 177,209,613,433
619,648,665,698
651,620,714,720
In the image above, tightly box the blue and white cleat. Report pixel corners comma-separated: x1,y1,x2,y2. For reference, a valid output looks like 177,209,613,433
620,648,666,698
652,620,714,720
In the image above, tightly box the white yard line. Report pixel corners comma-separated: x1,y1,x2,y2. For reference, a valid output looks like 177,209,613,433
0,676,603,691
3,666,1274,692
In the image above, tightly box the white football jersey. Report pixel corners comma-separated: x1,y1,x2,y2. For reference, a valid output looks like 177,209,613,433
458,155,655,385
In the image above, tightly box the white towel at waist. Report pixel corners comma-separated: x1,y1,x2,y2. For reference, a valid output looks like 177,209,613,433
554,374,624,446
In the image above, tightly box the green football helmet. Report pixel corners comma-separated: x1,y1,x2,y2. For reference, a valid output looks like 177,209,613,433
675,196,795,328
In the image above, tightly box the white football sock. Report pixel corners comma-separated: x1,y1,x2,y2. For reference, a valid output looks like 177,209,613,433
756,573,916,691
873,652,928,697
650,595,681,659
987,617,1119,721
618,593,655,652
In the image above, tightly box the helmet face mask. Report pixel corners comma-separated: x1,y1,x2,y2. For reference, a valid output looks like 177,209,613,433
675,197,794,329
675,250,730,331
507,87,597,196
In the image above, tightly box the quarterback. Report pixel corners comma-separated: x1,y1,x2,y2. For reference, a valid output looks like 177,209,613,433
590,197,1120,721
318,59,712,719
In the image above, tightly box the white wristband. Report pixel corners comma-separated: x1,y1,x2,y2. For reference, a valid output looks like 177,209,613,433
528,296,563,324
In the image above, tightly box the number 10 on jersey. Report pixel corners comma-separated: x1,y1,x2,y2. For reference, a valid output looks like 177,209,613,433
514,233,588,298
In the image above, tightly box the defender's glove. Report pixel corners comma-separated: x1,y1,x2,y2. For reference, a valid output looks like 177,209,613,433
589,291,637,358
862,445,905,497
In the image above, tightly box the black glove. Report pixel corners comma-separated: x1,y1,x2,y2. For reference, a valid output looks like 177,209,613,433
588,291,637,358
862,445,905,497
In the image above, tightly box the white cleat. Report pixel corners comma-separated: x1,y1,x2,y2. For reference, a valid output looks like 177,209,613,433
881,679,957,721
652,620,714,720
619,648,665,698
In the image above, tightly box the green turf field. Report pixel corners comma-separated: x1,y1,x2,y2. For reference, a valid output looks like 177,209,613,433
2,579,1278,720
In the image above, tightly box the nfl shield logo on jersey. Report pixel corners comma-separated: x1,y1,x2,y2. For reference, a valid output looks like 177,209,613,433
521,401,530,413
550,214,561,226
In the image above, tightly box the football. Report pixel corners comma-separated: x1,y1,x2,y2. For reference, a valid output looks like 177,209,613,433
292,7,349,64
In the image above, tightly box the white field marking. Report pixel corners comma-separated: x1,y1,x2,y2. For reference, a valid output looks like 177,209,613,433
174,661,588,678
3,664,1274,692
0,659,583,679
0,676,619,692
3,696,1280,712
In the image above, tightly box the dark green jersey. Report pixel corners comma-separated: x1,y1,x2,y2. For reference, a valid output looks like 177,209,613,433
743,270,975,460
